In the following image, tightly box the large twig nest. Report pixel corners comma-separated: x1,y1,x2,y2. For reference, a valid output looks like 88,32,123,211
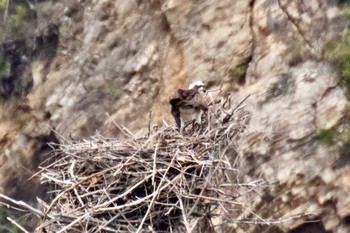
34,94,251,232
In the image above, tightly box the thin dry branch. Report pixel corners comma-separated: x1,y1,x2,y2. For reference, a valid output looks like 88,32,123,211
0,194,44,218
7,217,29,233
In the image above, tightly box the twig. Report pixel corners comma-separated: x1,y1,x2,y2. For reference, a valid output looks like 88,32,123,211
0,193,44,218
56,213,90,233
106,113,135,139
222,94,251,124
225,213,319,225
136,154,177,233
0,201,27,212
152,143,158,188
177,195,191,233
7,217,29,233
148,110,152,137
3,0,9,23
94,174,154,209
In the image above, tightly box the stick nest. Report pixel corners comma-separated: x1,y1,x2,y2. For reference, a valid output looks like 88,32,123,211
36,94,251,233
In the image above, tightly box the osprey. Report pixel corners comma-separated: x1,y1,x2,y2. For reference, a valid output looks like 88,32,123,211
169,81,208,134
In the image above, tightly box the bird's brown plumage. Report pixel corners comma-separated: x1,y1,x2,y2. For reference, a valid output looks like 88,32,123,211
169,85,208,132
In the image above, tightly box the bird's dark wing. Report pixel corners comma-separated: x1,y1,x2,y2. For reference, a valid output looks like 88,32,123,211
171,106,181,128
183,92,208,111
169,89,186,128
170,89,208,110
181,104,194,109
169,88,208,128
178,89,198,101
169,89,182,106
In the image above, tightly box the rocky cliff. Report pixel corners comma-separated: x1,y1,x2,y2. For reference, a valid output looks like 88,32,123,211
0,0,350,232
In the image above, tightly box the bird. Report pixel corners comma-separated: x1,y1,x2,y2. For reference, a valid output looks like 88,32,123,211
169,80,208,134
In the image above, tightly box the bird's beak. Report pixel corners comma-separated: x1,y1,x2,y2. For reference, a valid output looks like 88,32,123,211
199,86,206,93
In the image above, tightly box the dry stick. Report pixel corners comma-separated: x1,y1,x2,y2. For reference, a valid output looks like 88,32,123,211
112,155,138,176
7,217,29,233
207,85,223,105
226,213,319,225
120,211,137,232
37,210,90,231
99,176,180,212
152,143,159,188
188,144,230,216
218,201,230,217
148,110,152,137
94,173,153,209
56,212,90,233
106,113,135,139
136,153,178,233
188,218,200,233
29,155,65,181
191,185,266,224
3,0,9,23
68,160,84,207
72,185,85,208
0,201,27,212
221,93,231,108
99,226,119,233
222,94,251,124
186,193,243,206
99,213,122,230
217,154,268,223
41,173,74,185
122,125,136,139
45,164,124,215
48,126,70,144
162,119,169,127
177,195,191,233
0,193,44,218
24,0,35,10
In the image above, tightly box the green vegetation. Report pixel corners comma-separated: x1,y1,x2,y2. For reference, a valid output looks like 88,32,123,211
0,2,30,41
323,34,350,86
14,111,31,128
318,5,350,148
287,39,309,67
317,107,350,146
229,60,250,87
323,5,350,98
0,60,11,78
0,0,6,10
317,128,336,145
9,5,27,35
0,207,20,233
340,5,350,17
230,63,248,78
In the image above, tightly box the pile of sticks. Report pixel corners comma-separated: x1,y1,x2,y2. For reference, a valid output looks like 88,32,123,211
18,94,252,232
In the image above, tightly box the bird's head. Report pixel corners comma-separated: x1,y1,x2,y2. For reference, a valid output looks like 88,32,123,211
188,80,206,93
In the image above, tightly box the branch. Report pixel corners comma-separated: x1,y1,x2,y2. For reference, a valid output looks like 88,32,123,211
0,193,44,217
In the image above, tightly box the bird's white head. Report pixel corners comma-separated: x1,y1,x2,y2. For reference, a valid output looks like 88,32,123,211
188,80,206,93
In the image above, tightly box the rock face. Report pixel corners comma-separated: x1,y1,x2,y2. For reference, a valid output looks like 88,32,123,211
26,0,254,139
0,0,350,232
